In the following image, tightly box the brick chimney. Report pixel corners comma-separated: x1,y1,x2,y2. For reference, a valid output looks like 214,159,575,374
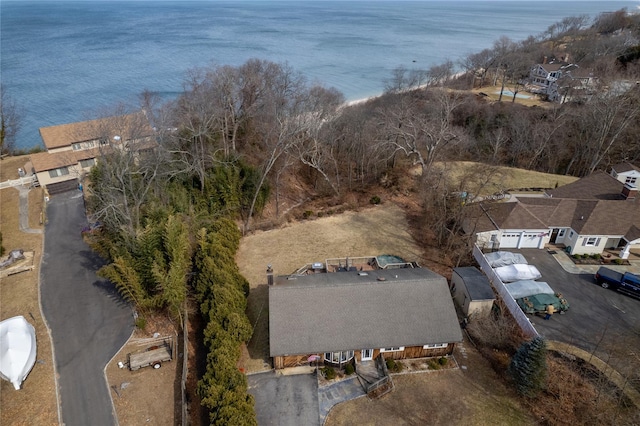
621,183,638,200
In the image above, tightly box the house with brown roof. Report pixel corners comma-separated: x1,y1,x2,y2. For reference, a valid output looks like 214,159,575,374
30,112,154,194
610,163,640,186
269,267,462,370
468,166,640,259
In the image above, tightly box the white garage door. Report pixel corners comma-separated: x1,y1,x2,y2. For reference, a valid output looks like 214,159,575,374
500,233,521,248
519,233,542,248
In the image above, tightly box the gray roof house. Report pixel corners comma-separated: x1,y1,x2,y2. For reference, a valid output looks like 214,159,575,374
269,267,463,369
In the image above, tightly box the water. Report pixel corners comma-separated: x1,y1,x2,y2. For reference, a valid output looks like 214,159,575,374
1,1,636,150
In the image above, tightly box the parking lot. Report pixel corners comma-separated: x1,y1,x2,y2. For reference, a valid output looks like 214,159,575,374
511,249,640,371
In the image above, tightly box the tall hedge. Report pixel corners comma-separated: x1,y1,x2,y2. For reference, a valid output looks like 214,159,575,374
193,220,256,425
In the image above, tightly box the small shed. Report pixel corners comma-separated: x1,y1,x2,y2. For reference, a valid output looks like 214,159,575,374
452,267,495,317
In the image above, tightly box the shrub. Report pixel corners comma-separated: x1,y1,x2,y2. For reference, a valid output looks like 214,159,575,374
322,366,336,380
344,363,355,375
438,356,448,366
386,358,403,373
428,359,440,370
573,254,582,259
370,195,381,205
303,210,314,219
317,211,324,218
386,358,396,371
614,258,624,265
135,316,147,330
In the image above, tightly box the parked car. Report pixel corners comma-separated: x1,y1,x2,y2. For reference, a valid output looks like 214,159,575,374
517,293,569,314
594,267,640,299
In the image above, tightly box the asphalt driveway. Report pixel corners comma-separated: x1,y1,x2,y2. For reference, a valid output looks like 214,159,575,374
514,249,640,360
40,191,133,426
248,371,320,426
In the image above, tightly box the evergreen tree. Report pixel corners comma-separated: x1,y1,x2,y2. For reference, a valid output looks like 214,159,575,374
508,336,547,398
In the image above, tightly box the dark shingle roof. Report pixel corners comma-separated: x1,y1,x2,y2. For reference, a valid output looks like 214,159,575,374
453,267,495,301
546,171,627,201
269,268,462,356
611,163,640,174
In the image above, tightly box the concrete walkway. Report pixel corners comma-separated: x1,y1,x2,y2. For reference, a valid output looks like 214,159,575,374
318,376,365,424
548,340,640,409
15,186,43,234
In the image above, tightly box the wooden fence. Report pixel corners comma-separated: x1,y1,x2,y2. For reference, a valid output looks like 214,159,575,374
473,244,539,339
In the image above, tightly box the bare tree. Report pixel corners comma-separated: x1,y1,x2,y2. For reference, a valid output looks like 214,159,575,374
288,86,345,195
85,106,162,234
562,87,640,176
383,66,428,94
459,48,498,89
377,89,464,176
0,84,23,154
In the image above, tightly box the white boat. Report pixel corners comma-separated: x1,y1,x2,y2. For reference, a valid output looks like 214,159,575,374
0,316,37,390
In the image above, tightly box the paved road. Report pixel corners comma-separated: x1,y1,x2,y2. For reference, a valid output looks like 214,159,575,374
40,191,133,426
515,249,640,357
248,371,320,426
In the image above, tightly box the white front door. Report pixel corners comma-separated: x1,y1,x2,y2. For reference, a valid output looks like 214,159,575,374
361,349,373,361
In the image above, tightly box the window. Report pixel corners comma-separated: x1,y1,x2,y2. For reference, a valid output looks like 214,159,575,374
324,351,354,364
569,231,574,238
583,237,600,247
380,347,404,353
48,167,69,178
80,158,95,168
558,229,566,238
423,343,448,349
72,143,82,151
625,176,637,185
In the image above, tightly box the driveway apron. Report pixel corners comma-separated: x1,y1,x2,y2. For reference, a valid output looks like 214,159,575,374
40,191,133,426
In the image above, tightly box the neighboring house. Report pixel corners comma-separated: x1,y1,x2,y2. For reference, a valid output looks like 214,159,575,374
527,62,594,102
269,267,462,369
610,162,640,186
29,112,155,194
468,165,640,259
527,63,568,101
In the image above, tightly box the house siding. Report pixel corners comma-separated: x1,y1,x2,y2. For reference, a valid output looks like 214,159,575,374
573,235,607,256
273,344,455,369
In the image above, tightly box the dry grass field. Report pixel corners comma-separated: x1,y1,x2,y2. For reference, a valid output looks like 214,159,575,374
0,156,57,426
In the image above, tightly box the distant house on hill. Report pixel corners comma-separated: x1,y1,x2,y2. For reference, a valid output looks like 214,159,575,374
467,163,640,259
30,112,155,194
527,60,597,102
527,62,568,101
269,267,462,370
